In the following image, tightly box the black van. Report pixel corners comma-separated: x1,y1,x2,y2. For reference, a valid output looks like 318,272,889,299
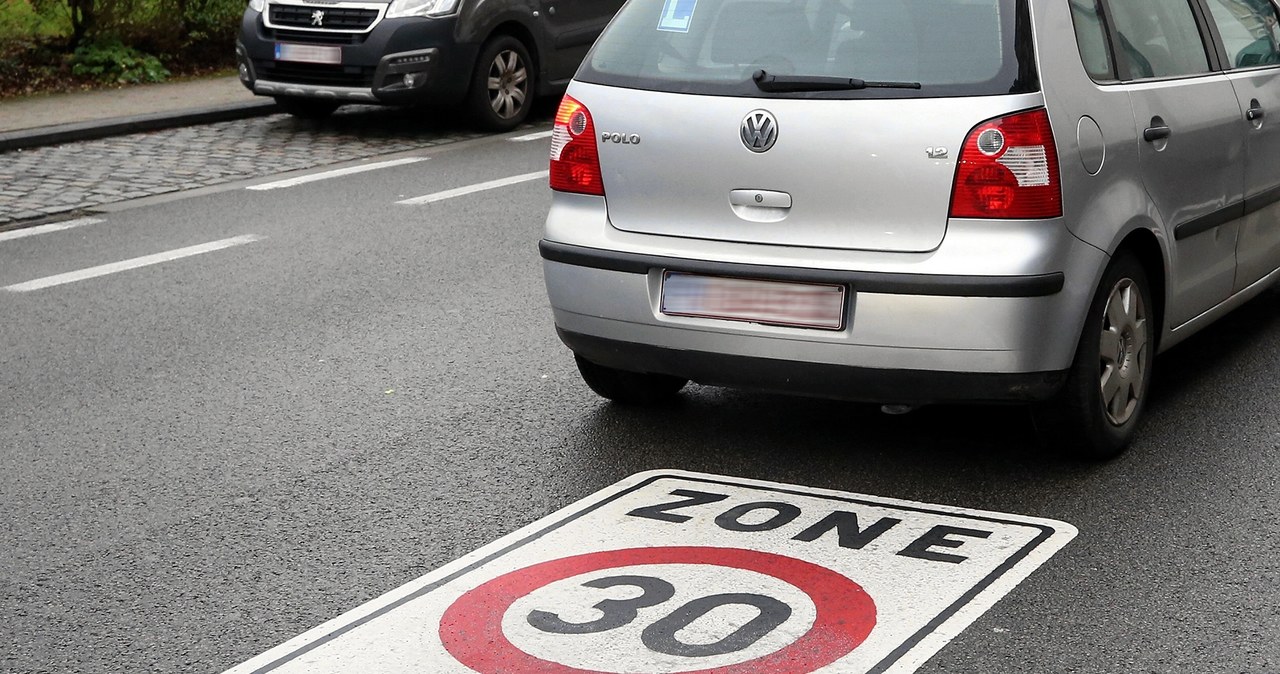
235,0,624,130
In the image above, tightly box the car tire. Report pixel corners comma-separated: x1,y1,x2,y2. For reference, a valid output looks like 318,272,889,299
466,35,535,132
274,96,340,120
1033,251,1155,460
574,355,688,405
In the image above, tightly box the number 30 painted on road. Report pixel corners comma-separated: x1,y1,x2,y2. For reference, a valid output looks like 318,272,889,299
528,574,792,658
439,546,876,674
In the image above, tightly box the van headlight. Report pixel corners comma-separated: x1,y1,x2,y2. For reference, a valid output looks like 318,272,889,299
248,0,265,12
386,0,458,18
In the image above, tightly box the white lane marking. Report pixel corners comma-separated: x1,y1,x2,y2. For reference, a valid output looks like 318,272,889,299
509,130,553,142
396,170,549,205
246,158,427,191
0,217,104,243
4,234,264,292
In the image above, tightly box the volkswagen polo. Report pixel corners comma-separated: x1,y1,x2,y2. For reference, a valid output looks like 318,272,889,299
539,0,1280,457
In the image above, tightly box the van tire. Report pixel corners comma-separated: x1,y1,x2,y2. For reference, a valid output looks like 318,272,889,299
466,35,535,132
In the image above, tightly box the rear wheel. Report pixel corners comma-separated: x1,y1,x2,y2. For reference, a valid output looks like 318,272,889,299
1033,252,1155,460
574,355,688,405
274,97,340,120
466,35,534,132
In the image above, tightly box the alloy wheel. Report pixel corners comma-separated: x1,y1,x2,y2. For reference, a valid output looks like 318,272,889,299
487,50,528,120
1098,277,1149,426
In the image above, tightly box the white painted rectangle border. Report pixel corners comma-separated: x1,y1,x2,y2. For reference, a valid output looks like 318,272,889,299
247,158,426,191
4,234,264,292
223,469,1077,674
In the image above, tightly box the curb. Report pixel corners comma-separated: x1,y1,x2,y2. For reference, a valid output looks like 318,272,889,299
0,99,281,153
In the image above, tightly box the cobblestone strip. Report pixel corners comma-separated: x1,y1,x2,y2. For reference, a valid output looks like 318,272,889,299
0,108,491,226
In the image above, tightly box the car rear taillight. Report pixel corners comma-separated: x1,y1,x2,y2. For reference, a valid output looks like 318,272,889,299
949,108,1061,219
549,96,603,196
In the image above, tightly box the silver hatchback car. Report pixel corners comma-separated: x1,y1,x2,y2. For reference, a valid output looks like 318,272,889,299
539,0,1280,458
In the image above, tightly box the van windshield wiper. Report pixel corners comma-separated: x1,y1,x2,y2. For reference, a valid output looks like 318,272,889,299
752,69,922,93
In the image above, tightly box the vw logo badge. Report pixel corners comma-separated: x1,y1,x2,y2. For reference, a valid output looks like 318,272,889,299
741,110,777,153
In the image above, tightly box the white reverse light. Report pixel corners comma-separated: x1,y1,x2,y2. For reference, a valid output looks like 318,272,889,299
977,127,1005,156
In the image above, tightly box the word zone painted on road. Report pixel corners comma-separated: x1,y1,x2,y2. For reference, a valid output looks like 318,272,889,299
225,471,1076,674
629,488,994,564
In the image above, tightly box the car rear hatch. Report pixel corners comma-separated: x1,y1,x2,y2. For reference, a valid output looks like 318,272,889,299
570,0,1040,254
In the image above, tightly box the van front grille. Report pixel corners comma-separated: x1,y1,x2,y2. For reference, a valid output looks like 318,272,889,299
268,4,379,30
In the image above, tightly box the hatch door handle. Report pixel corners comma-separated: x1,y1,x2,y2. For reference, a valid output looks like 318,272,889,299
1143,125,1171,142
729,189,792,209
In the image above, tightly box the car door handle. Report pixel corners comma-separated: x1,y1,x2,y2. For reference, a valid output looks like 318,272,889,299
1143,125,1171,142
1247,106,1265,121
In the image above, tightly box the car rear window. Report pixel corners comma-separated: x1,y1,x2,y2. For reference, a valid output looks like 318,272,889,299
578,0,1037,98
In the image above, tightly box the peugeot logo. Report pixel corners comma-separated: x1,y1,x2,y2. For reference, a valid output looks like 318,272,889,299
740,110,777,153
310,9,324,25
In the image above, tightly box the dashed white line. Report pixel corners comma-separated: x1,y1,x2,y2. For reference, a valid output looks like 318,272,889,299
246,157,427,191
3,234,265,292
0,217,104,243
396,170,549,206
509,130,553,142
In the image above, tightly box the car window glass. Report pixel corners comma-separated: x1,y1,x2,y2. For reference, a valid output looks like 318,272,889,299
1069,0,1115,79
1107,0,1210,78
1205,0,1280,67
581,0,1033,97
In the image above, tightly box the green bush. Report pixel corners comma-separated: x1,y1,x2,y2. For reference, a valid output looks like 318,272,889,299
0,0,69,40
181,0,242,38
0,0,241,95
70,39,169,83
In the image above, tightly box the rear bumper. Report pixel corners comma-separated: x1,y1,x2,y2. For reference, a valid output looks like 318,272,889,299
540,240,1066,297
559,329,1068,404
541,193,1110,403
236,10,474,106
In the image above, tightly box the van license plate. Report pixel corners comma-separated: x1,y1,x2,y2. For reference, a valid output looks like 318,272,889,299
275,43,341,65
660,272,846,330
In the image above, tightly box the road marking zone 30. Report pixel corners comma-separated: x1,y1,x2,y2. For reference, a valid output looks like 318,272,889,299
225,471,1077,674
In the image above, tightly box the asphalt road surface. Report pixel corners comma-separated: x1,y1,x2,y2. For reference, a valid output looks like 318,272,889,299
1,117,1277,674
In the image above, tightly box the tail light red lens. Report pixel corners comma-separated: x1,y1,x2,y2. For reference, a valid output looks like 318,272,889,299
549,95,604,196
949,108,1062,219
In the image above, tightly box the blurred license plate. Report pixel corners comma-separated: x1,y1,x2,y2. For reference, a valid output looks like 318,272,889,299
661,272,846,330
275,43,341,64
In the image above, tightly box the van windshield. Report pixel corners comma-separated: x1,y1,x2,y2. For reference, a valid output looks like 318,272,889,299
579,0,1037,98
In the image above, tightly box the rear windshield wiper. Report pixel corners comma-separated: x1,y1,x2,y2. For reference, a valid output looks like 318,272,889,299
752,69,922,93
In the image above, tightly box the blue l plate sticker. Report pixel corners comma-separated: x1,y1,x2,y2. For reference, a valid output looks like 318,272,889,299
657,0,696,32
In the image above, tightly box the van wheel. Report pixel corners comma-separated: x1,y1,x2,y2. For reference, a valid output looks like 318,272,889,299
1033,252,1154,460
466,35,534,132
274,97,340,119
574,355,687,405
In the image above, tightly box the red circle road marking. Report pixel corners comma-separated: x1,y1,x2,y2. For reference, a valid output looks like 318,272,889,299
439,546,876,674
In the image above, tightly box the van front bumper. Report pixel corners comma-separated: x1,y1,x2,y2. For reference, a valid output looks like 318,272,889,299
236,10,474,106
